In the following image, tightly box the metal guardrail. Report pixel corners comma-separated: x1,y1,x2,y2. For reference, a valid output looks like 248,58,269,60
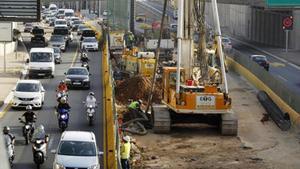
228,49,300,114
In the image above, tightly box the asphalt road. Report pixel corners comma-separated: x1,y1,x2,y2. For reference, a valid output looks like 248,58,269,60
0,25,104,169
139,1,300,95
232,41,300,94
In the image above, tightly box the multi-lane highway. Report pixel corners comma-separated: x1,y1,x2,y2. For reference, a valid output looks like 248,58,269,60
0,25,104,169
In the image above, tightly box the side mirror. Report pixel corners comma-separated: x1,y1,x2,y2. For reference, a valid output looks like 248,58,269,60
51,149,57,154
26,58,29,63
89,73,91,76
41,89,45,92
11,89,15,92
64,72,66,75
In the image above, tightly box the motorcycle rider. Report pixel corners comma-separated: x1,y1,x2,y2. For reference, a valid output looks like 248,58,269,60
85,92,97,108
57,97,71,111
3,126,15,162
22,105,37,131
31,125,49,159
80,53,89,63
57,80,68,93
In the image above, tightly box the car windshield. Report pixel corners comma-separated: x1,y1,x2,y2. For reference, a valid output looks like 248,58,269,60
53,28,68,35
67,68,88,75
30,52,52,62
50,36,64,42
65,12,74,17
222,38,230,43
71,18,79,21
53,48,60,53
253,56,266,61
56,21,67,25
83,38,97,42
16,83,40,92
58,141,96,156
58,10,64,14
73,20,83,25
78,25,87,30
32,28,44,35
82,30,95,37
25,23,33,27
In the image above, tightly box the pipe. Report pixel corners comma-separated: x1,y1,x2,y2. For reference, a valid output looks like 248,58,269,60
211,0,228,94
176,0,184,94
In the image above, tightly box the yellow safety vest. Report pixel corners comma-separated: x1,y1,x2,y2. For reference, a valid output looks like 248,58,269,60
121,142,131,159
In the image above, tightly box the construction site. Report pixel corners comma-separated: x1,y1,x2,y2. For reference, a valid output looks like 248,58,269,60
103,0,300,168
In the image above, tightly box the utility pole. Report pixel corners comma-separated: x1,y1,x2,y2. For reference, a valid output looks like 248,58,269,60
130,0,135,34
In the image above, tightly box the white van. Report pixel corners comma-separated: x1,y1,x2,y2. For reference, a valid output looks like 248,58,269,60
64,9,74,19
28,48,55,78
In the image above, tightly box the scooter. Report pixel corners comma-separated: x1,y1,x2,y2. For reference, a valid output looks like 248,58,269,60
19,118,35,145
81,61,90,71
6,141,14,167
32,135,49,169
86,104,95,126
57,108,69,132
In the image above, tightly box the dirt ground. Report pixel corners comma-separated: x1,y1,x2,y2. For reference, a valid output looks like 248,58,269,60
126,72,300,169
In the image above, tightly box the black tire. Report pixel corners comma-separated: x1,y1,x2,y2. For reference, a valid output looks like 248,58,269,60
89,117,93,126
36,164,40,169
25,133,29,145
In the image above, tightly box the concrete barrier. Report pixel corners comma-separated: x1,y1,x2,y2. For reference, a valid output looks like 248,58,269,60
227,50,300,129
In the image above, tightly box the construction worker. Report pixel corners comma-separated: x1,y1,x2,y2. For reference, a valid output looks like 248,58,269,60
127,99,142,120
124,31,135,49
121,135,131,169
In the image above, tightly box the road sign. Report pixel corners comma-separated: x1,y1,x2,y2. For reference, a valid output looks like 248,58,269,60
0,0,41,22
267,0,300,7
282,16,293,30
0,22,12,42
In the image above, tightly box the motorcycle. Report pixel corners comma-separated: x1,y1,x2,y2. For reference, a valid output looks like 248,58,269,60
86,104,95,126
4,137,15,167
32,135,48,169
81,61,90,71
19,118,35,145
57,108,69,132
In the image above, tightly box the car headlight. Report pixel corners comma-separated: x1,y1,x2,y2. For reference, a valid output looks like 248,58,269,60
83,78,89,82
54,163,64,169
89,164,100,169
33,96,40,100
65,78,71,82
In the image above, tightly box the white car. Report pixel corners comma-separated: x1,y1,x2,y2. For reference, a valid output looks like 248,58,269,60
55,19,68,28
81,37,99,51
221,37,232,50
52,131,101,169
12,80,45,109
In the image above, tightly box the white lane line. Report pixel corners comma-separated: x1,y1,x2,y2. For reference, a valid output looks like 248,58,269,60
230,37,300,71
277,75,288,82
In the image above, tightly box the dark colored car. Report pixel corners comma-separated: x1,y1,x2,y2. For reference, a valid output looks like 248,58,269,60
64,67,90,89
250,55,270,71
72,20,83,31
80,29,96,41
31,27,46,47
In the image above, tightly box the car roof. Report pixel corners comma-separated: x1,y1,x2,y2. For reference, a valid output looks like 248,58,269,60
56,19,67,22
30,47,54,53
251,55,266,58
17,79,40,84
68,67,88,70
83,37,96,40
61,131,96,142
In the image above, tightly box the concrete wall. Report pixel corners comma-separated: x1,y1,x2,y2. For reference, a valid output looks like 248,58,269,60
0,22,17,56
205,3,250,38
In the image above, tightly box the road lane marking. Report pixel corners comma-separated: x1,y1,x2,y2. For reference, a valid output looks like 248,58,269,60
70,34,79,67
0,102,12,119
277,75,288,82
48,138,54,150
270,62,286,67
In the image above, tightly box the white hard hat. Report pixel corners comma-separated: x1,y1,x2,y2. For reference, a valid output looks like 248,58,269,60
123,136,130,142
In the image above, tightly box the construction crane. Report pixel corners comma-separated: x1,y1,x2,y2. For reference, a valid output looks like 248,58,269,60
152,0,238,135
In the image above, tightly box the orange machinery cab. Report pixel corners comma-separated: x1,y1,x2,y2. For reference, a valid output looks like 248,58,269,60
162,67,231,114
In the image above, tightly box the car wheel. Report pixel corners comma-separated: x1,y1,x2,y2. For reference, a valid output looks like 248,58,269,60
50,75,54,78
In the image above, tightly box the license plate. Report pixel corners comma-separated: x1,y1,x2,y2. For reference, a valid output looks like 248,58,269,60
73,82,81,85
38,73,45,76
